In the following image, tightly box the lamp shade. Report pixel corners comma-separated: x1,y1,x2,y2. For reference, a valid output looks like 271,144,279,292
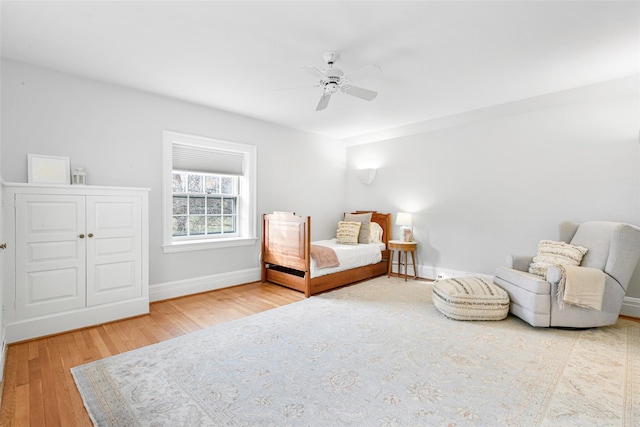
396,212,412,227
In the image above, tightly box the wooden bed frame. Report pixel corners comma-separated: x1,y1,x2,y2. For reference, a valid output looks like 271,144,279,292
261,211,392,297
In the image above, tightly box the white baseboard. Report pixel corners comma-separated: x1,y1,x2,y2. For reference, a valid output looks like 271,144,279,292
149,268,261,302
4,298,149,343
417,265,474,281
621,296,640,318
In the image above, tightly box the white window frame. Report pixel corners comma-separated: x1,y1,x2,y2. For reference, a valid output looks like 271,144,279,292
162,130,257,253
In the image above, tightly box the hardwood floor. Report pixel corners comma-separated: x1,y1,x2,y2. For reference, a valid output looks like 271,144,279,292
1,281,638,426
0,282,304,427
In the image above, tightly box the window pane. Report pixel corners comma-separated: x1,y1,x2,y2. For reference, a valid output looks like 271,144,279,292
173,172,186,192
173,196,188,215
189,196,205,214
171,171,239,238
188,174,203,193
207,197,221,214
189,216,205,235
207,216,221,234
205,176,219,194
223,216,235,233
221,177,235,194
223,198,235,214
173,216,187,236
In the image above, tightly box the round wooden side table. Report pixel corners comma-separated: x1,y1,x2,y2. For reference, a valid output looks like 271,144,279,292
387,240,417,281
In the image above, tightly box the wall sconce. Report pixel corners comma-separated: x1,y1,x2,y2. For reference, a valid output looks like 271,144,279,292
356,168,377,184
396,212,414,242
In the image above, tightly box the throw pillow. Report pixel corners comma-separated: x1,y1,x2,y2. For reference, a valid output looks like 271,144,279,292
336,221,362,245
369,221,383,243
343,212,373,244
528,240,589,277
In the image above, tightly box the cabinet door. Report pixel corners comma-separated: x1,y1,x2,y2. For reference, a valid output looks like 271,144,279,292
16,194,86,318
86,196,142,306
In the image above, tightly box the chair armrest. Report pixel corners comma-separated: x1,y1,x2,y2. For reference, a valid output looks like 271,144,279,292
546,265,614,288
507,255,533,271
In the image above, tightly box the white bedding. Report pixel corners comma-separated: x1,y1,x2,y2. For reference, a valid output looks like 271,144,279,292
310,238,385,278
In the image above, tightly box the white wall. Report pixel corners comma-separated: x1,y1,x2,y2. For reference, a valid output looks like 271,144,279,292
345,76,640,299
0,78,4,378
3,59,639,313
0,59,346,296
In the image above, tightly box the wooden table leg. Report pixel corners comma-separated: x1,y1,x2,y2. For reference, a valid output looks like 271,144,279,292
403,250,408,281
387,250,394,277
410,250,417,279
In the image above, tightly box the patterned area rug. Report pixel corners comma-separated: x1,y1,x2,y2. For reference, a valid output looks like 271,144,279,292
72,276,639,426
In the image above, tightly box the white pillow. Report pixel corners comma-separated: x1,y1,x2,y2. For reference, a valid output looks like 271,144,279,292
336,221,361,245
369,221,383,243
529,240,588,277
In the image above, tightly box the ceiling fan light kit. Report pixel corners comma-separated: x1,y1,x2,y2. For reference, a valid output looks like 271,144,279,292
300,51,381,111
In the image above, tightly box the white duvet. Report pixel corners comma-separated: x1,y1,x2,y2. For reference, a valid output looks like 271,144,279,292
310,238,385,278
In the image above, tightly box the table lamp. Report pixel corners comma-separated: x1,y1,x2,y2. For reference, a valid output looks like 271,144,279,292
396,212,413,242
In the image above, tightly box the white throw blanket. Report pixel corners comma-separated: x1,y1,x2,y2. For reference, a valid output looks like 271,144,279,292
555,265,606,311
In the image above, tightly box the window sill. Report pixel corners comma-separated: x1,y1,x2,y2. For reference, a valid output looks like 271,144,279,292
162,237,257,253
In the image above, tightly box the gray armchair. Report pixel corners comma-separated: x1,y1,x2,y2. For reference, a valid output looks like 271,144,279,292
493,221,640,328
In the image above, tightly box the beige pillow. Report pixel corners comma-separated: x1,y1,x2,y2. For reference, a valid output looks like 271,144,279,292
336,221,362,245
369,221,383,243
343,212,372,244
528,240,588,277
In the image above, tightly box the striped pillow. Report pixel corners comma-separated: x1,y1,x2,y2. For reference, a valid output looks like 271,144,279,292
336,221,361,245
343,212,372,244
528,240,588,277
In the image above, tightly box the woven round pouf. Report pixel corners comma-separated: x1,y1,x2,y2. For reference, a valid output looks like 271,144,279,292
432,276,510,321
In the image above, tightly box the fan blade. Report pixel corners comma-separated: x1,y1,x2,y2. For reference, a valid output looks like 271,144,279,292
316,93,331,111
302,66,328,80
341,85,377,101
344,64,382,82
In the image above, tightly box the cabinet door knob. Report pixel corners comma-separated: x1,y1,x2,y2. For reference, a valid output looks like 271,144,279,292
79,234,85,239
88,233,94,238
0,243,6,250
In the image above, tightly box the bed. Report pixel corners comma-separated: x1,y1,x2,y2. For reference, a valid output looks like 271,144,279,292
261,211,392,297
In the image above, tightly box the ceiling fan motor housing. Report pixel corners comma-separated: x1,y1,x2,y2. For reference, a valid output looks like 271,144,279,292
321,67,344,94
324,81,339,94
323,68,344,78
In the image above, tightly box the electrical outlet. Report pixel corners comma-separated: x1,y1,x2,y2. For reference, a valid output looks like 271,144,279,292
436,274,444,281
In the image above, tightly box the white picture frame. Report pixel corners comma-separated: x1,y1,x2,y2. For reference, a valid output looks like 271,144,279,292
27,154,70,184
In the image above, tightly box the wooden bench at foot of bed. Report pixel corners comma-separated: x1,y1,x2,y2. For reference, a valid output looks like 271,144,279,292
261,211,392,297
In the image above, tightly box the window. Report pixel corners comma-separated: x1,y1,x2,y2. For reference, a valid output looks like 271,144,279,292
172,172,238,238
162,131,257,253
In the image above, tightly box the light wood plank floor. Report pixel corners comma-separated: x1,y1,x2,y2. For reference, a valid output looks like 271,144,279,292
0,282,304,427
1,281,638,426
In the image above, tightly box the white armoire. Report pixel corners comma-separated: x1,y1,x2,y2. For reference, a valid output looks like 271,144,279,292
2,183,149,343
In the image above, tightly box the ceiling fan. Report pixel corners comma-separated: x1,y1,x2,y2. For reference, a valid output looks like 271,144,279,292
301,52,381,111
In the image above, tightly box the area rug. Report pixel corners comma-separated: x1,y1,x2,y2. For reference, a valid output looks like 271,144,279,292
72,276,639,426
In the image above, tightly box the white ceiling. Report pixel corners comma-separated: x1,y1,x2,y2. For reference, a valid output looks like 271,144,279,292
1,1,638,140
